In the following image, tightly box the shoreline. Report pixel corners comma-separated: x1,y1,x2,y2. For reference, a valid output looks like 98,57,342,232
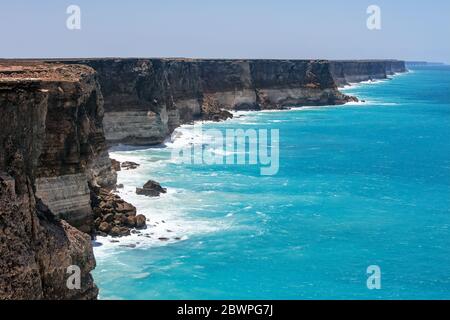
93,70,410,253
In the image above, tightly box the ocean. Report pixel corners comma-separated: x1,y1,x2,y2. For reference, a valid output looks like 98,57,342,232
93,66,450,299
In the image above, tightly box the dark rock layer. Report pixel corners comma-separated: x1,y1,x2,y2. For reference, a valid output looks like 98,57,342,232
51,58,406,146
329,60,406,86
0,62,103,299
55,58,357,145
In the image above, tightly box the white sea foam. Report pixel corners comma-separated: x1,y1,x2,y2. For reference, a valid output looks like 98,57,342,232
94,148,235,258
95,70,410,257
340,79,389,90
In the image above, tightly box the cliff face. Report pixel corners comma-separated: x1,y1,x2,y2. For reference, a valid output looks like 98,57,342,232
329,60,407,86
62,59,354,145
59,58,406,146
0,58,407,299
0,62,109,299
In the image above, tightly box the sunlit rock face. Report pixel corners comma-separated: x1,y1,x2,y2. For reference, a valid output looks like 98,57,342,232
0,62,108,299
329,60,407,87
61,58,354,145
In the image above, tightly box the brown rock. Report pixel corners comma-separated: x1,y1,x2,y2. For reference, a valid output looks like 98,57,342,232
115,201,136,215
125,216,136,227
121,161,140,170
0,63,102,299
103,213,114,223
98,222,111,233
136,180,167,197
111,159,121,171
135,214,147,229
118,227,131,237
110,226,122,237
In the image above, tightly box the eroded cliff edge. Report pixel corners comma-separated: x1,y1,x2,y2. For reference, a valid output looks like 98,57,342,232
0,62,111,299
58,59,357,145
56,58,405,146
330,60,406,86
0,58,406,299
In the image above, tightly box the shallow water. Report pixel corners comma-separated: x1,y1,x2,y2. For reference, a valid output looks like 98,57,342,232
94,66,450,299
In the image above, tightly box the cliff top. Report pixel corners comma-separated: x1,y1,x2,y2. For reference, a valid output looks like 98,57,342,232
1,58,405,64
0,62,95,83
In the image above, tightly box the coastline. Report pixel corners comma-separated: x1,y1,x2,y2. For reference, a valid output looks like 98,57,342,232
92,66,450,300
93,70,410,255
0,59,408,300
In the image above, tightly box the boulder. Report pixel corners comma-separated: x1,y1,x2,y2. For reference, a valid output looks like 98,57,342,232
98,222,111,233
103,213,114,223
110,226,122,237
136,180,167,197
136,214,147,229
118,227,131,237
121,161,140,170
115,201,136,215
125,216,136,227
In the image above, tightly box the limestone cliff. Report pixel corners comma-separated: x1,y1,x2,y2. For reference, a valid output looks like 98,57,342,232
59,59,355,145
56,58,406,146
0,62,107,299
329,60,407,86
0,58,407,300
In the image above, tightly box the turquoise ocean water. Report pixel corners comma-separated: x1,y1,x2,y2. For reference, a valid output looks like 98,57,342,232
93,66,450,299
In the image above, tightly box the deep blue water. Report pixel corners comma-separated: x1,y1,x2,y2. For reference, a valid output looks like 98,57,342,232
94,66,450,299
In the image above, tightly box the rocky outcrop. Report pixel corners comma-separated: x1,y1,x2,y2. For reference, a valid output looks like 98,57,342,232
90,187,147,237
121,161,140,170
0,62,104,299
329,60,407,87
0,177,97,299
136,180,167,197
44,58,406,146
55,58,355,145
0,62,117,233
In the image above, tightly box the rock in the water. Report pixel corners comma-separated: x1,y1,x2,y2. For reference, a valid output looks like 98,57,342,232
91,188,145,237
121,161,140,170
201,94,234,122
119,244,136,248
136,214,147,229
109,226,121,237
125,216,137,227
136,180,167,197
115,201,136,215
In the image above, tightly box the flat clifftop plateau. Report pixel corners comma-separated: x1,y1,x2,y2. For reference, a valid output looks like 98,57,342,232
0,62,110,299
0,62,94,82
50,58,356,145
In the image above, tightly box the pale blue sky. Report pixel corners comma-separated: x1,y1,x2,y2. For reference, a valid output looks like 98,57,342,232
1,0,449,63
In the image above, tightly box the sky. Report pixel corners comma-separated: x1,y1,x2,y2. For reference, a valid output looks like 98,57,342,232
1,0,449,63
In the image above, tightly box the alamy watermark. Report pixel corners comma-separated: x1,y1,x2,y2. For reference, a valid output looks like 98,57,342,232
66,5,81,30
171,125,280,176
366,265,381,290
367,5,381,30
66,265,81,290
